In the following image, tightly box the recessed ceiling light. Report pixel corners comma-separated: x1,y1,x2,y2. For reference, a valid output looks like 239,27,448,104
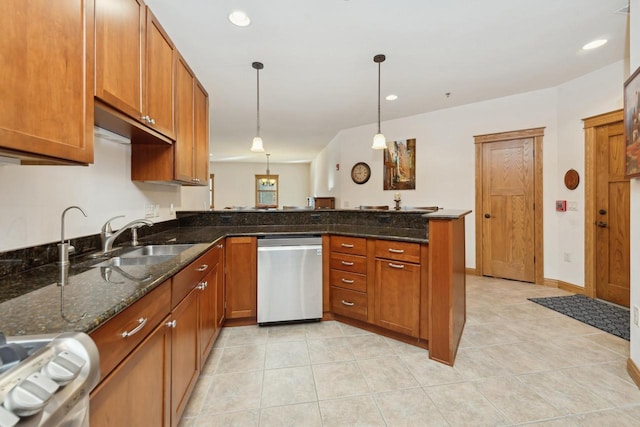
582,39,608,50
229,10,251,27
385,94,398,101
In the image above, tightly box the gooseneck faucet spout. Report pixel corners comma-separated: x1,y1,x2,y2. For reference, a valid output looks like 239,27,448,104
59,206,87,265
100,217,153,254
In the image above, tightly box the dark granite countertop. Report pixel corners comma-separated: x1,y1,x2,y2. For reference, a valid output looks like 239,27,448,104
0,224,428,337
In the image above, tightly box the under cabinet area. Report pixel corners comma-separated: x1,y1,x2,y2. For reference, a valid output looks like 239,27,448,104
0,0,94,165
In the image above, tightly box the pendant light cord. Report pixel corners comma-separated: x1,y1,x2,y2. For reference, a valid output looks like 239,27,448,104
256,67,261,137
377,60,381,134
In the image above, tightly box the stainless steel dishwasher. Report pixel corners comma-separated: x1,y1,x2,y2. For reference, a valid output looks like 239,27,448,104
257,235,323,325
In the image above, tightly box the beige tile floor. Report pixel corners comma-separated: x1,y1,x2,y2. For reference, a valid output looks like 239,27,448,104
179,275,640,426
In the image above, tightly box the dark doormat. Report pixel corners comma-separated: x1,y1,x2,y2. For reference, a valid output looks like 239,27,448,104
528,294,630,341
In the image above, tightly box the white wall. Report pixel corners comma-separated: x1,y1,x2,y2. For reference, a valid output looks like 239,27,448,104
629,0,640,379
210,161,311,209
0,133,210,252
311,61,626,283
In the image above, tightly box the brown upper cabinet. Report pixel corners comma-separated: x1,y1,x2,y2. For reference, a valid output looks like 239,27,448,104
0,0,94,165
94,0,175,141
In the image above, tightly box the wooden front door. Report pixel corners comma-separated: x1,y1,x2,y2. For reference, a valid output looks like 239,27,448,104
594,120,630,306
481,137,536,282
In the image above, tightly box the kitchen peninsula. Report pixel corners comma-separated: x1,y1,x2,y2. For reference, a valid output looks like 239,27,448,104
0,208,468,425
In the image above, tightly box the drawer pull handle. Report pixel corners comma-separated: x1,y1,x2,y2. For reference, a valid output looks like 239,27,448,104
341,300,355,306
166,320,177,328
121,317,147,338
196,264,209,272
388,248,405,254
389,263,405,269
341,261,354,266
341,278,355,284
197,281,208,290
341,243,354,248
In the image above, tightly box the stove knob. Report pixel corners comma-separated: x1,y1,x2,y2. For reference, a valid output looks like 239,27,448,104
42,351,86,385
3,372,59,417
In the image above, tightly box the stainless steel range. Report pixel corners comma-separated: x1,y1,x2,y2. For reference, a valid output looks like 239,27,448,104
0,332,99,427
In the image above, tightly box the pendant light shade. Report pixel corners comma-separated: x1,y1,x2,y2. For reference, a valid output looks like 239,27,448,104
372,54,387,150
250,61,265,152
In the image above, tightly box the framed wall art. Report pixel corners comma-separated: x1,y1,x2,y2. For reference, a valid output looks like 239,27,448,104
383,138,416,190
624,66,640,178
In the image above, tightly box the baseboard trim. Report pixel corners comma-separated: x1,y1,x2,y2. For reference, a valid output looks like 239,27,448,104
465,267,479,276
627,358,640,389
543,278,585,294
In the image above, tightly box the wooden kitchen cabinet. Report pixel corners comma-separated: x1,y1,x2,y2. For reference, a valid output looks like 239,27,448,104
0,0,94,165
90,317,171,427
170,288,199,427
225,237,257,319
329,236,369,322
94,0,175,140
131,55,209,185
199,242,224,367
374,240,421,337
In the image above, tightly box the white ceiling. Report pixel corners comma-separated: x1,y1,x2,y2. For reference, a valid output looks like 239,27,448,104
144,0,629,163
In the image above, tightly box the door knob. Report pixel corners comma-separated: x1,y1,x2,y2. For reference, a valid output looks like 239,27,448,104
484,213,491,219
599,209,607,215
596,221,607,228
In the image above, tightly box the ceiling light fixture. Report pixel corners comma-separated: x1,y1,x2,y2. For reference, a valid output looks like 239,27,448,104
582,39,608,50
372,54,387,150
250,61,265,152
229,10,251,27
260,153,275,186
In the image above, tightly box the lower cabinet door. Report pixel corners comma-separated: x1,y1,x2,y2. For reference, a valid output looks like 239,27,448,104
90,316,171,427
171,289,200,426
199,259,218,367
374,259,421,337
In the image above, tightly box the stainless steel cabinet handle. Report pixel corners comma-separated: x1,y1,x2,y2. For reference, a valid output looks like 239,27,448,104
148,118,156,125
341,261,354,266
140,115,150,122
389,263,405,269
121,317,147,338
197,282,206,290
341,278,355,284
341,300,355,306
388,248,404,254
165,320,177,328
341,243,354,248
196,264,209,272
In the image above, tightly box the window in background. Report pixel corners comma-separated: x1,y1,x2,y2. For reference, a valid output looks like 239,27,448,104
255,174,278,208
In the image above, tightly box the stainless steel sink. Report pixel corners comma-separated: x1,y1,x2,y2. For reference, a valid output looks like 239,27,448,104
91,244,195,268
121,244,195,257
92,255,176,268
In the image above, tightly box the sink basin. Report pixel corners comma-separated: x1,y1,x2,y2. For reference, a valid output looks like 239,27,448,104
93,255,176,268
91,244,195,268
121,244,195,258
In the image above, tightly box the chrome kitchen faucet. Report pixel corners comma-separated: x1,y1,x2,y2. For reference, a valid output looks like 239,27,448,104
58,206,87,265
99,216,153,255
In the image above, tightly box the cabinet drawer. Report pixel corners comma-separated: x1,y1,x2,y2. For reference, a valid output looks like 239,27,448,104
330,236,367,256
172,246,217,307
330,252,367,274
90,279,171,381
330,287,367,322
329,269,366,293
374,240,421,263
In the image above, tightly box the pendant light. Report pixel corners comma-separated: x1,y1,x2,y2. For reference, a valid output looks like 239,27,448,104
250,61,265,152
260,153,275,186
372,54,387,150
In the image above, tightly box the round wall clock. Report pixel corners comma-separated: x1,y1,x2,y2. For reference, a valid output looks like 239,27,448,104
564,169,580,190
351,162,371,184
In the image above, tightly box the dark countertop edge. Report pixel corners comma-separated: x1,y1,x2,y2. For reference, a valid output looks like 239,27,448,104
422,209,472,219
